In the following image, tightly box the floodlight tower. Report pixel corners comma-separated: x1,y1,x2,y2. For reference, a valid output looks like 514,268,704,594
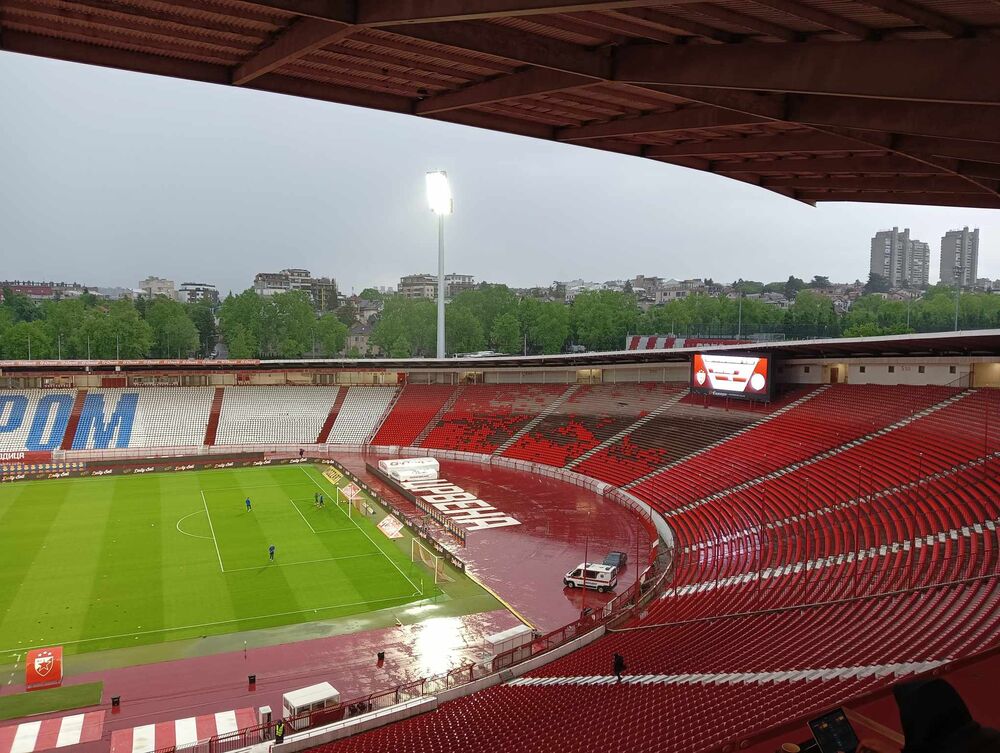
426,171,453,360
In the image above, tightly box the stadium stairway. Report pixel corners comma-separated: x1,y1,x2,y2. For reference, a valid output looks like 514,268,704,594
412,386,464,447
59,389,88,450
564,389,687,469
492,384,580,455
316,387,347,444
203,387,224,446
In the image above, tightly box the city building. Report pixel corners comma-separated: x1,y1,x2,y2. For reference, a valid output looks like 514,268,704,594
138,276,177,299
940,227,980,287
399,273,437,300
178,282,220,306
398,273,476,300
869,228,930,287
253,269,338,310
346,321,380,356
445,274,476,297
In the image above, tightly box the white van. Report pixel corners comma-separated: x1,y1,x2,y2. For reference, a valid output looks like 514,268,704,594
563,563,617,592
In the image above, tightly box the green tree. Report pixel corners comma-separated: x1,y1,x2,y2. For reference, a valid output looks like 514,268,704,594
863,273,891,294
785,290,838,337
451,284,518,337
106,299,153,358
146,299,200,358
520,299,570,354
1,321,52,358
1,288,39,323
733,279,764,295
490,311,521,354
571,291,641,352
371,298,436,357
219,290,270,358
187,301,217,357
808,276,831,288
358,288,384,301
446,305,486,354
335,301,358,326
783,276,806,299
39,299,88,357
313,314,348,356
273,291,316,357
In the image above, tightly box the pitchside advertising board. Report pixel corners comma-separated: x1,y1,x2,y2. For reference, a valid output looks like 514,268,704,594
691,353,773,401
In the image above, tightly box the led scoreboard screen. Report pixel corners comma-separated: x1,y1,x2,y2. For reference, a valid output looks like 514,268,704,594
691,353,773,402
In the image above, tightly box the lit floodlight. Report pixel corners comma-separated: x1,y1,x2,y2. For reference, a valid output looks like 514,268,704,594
426,171,453,215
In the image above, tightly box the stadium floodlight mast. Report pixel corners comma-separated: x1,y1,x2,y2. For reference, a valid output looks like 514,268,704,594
426,171,453,359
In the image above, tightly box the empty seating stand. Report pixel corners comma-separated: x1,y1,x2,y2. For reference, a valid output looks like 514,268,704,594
327,386,398,444
502,383,684,467
420,385,568,454
370,385,456,447
215,387,339,445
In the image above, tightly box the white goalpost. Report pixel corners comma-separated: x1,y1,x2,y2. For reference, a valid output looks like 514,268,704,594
411,538,452,584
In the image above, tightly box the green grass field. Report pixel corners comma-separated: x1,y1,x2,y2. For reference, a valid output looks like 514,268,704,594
0,464,458,660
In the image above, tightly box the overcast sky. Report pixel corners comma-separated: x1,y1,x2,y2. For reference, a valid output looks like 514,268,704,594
2,51,998,296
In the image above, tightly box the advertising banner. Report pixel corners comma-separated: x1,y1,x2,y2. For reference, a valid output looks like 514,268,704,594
377,515,405,539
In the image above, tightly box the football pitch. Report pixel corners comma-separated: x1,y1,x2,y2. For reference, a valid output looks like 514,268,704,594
0,464,463,660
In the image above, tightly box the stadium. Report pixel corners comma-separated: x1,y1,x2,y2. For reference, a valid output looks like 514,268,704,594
2,0,1000,751
0,331,998,753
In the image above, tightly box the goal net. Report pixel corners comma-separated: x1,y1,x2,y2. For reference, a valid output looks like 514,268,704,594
411,538,453,584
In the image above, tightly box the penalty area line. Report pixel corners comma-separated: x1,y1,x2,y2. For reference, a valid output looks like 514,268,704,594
202,490,226,573
288,498,318,534
299,466,424,594
224,551,380,573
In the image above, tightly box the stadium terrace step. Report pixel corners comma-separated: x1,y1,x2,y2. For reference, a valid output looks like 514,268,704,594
665,514,1000,599
412,386,464,447
564,389,688,469
623,385,828,490
659,388,974,520
203,387,224,446
493,384,580,455
508,661,947,687
316,387,348,443
682,448,1000,553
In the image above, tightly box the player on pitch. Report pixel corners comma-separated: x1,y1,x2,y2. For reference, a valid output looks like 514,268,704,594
268,544,275,561
245,496,252,512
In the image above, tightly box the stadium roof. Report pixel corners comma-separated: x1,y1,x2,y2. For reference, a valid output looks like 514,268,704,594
2,1,999,209
3,330,1000,373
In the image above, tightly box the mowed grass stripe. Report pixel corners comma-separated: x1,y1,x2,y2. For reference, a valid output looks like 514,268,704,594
0,466,440,658
0,477,112,651
0,481,69,631
80,474,167,652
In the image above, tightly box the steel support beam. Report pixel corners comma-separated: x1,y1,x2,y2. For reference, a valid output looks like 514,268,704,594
854,0,968,38
356,1,681,26
232,16,354,84
801,192,1000,208
760,176,987,192
557,106,763,140
415,67,597,113
645,132,873,157
615,39,1000,105
747,0,873,39
393,21,611,77
711,155,942,174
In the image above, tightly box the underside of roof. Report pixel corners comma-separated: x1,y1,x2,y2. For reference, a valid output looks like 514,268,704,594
2,0,999,209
